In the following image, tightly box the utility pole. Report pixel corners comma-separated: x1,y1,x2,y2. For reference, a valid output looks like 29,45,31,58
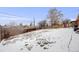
33,17,35,27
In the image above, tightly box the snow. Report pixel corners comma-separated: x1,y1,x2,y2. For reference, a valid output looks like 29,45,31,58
0,28,79,52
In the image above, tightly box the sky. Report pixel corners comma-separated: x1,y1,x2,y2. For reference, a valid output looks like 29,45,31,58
0,7,79,25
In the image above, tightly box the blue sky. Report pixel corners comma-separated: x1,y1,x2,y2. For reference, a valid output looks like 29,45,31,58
0,7,79,25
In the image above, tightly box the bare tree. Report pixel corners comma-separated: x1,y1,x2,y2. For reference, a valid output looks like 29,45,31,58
8,21,17,27
0,25,10,42
0,25,2,41
48,8,63,27
38,20,47,29
63,19,71,24
63,19,71,27
19,23,23,27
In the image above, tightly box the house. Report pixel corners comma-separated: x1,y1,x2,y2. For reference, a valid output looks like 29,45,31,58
76,15,79,26
70,15,79,31
70,21,76,27
71,15,79,27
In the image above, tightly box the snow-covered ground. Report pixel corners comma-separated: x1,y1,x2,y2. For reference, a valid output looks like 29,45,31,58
0,28,79,52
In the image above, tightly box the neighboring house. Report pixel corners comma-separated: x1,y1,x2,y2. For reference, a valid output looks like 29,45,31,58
71,15,79,31
71,21,76,27
76,15,79,26
71,15,79,27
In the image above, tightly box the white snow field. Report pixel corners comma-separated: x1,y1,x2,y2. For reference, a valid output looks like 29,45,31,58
0,28,79,52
